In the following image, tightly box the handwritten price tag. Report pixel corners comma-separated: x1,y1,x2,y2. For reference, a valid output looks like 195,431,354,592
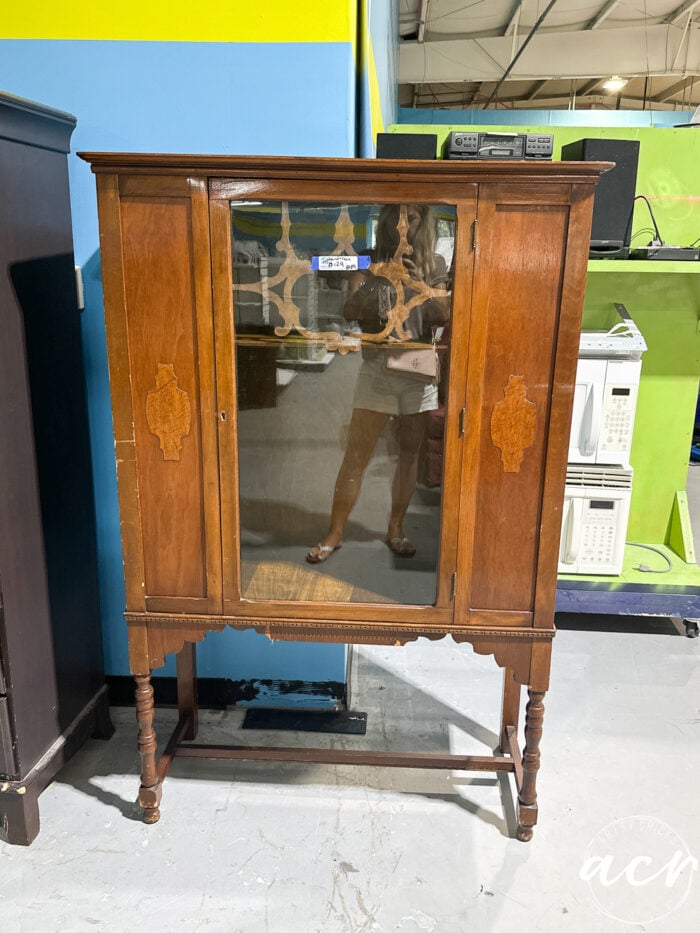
311,255,371,271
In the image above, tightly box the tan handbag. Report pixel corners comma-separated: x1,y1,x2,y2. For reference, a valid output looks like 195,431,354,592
385,345,439,382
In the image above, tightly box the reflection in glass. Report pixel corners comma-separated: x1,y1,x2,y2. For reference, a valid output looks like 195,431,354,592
231,201,455,605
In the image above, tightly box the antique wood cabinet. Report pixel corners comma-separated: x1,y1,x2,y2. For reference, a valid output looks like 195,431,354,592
82,153,607,840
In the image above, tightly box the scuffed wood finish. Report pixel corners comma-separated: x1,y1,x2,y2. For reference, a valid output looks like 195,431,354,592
95,174,147,613
82,153,608,840
490,375,537,472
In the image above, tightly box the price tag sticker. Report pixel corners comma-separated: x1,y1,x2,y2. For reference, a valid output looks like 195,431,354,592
311,255,371,271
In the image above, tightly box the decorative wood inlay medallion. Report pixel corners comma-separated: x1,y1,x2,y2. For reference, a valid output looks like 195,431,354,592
490,375,537,472
146,363,192,460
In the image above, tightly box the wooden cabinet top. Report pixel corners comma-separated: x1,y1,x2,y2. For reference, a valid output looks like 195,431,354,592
79,151,612,185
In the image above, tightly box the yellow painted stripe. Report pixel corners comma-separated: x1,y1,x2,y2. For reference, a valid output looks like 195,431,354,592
359,0,384,144
1,2,355,43
367,37,385,140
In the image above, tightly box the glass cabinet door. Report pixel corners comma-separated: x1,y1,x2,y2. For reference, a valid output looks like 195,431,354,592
229,199,456,607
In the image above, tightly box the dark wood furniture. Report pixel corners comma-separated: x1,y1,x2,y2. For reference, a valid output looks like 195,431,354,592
0,94,113,846
82,152,608,840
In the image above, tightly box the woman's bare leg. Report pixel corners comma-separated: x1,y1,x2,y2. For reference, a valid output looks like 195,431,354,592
309,408,390,556
387,411,429,548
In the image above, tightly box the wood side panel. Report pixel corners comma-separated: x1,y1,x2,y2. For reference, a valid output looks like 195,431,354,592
532,184,597,627
189,179,223,613
209,199,242,605
470,194,569,612
95,174,147,612
120,195,207,599
455,194,495,625
433,198,476,609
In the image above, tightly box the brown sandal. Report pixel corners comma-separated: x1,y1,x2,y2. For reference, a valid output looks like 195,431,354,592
306,543,341,564
385,536,416,557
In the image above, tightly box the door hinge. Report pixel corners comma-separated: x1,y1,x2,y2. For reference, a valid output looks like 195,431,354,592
451,572,457,601
459,407,466,436
471,219,477,251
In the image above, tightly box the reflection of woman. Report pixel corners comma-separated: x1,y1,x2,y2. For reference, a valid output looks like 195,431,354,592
307,204,450,563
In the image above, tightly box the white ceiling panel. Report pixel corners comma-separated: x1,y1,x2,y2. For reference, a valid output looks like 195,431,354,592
399,0,700,109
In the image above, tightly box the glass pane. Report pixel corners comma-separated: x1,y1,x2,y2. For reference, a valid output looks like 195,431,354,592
231,201,456,605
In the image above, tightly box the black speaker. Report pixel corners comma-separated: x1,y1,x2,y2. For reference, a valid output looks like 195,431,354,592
560,138,640,257
376,133,437,160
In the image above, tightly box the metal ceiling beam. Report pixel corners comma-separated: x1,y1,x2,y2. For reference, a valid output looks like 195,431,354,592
578,78,603,95
481,0,560,108
410,89,698,107
406,72,700,106
469,82,484,106
649,75,698,101
400,24,700,84
526,79,548,99
586,0,624,30
665,1,700,25
417,0,429,43
504,1,527,37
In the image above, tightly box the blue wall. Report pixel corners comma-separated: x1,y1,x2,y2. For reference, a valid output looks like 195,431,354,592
1,39,356,690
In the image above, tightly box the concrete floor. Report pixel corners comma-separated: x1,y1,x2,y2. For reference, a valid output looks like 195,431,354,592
1,618,699,932
4,405,699,930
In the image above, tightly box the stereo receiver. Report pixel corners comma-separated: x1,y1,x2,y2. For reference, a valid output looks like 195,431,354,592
443,131,553,161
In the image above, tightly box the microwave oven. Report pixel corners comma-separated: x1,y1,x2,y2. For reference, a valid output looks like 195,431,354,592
558,467,633,575
568,357,641,466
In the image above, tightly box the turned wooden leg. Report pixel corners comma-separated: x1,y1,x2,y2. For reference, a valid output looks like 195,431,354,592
134,672,161,824
176,641,198,741
500,667,521,753
516,688,546,842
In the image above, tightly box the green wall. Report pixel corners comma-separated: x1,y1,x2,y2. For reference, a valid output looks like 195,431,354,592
393,123,700,548
396,124,700,247
584,263,700,543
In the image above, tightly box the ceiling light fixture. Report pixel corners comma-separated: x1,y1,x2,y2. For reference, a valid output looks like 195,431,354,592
602,75,629,93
